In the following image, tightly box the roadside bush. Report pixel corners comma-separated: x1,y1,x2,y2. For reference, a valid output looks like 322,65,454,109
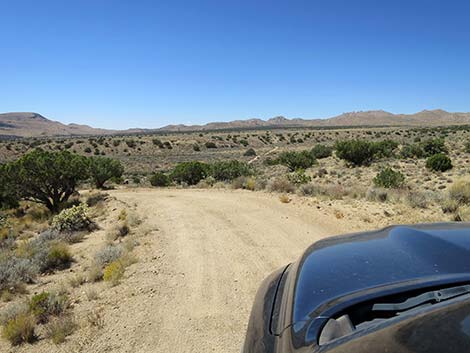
88,156,124,189
334,140,375,166
52,203,93,233
449,178,470,205
210,160,252,181
94,244,123,268
287,169,312,185
106,222,129,242
311,145,333,159
421,138,448,157
277,150,316,171
266,177,296,193
400,144,425,159
373,168,405,188
149,172,170,187
425,153,453,172
1,313,36,345
170,161,209,185
103,260,125,286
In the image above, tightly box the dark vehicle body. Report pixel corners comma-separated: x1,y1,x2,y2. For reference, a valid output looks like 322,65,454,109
242,223,470,353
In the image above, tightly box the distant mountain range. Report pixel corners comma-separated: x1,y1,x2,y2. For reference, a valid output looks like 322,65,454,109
1,110,470,137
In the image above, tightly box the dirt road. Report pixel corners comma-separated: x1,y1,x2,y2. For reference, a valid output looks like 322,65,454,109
79,188,342,353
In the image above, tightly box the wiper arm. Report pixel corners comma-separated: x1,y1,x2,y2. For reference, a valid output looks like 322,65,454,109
372,284,470,312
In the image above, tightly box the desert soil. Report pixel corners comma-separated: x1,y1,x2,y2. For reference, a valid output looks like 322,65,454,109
2,188,389,353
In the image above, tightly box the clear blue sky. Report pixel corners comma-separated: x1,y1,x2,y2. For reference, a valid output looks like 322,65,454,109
1,0,469,129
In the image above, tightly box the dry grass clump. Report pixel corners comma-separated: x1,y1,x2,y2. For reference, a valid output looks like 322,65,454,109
45,315,77,344
279,194,291,203
267,177,295,193
1,313,36,345
105,222,130,242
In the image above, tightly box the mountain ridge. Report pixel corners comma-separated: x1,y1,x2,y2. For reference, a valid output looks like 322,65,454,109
1,109,470,137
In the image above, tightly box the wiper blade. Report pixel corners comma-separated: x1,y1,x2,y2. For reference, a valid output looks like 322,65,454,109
372,284,470,312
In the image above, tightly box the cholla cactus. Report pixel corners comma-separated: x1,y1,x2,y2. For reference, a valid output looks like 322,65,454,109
52,203,92,232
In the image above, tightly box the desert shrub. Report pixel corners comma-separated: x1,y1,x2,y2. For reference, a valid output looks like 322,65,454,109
298,183,318,196
465,141,470,153
267,177,296,193
287,169,312,185
85,192,108,207
0,302,29,326
6,150,89,213
277,150,316,171
88,156,124,189
425,153,452,172
193,144,200,152
371,140,399,158
45,315,77,344
103,260,125,286
311,144,333,159
0,164,20,209
106,222,129,242
45,242,72,271
152,138,164,148
29,292,68,324
170,161,209,185
205,142,217,149
334,140,375,166
94,244,123,268
0,256,37,293
239,139,249,147
421,138,448,156
441,198,460,214
1,313,36,345
366,188,389,202
84,147,92,153
243,148,256,157
112,139,121,147
149,172,170,187
279,194,291,203
209,160,252,181
125,140,136,148
406,191,430,209
400,144,425,159
373,168,405,188
52,203,93,233
449,178,470,205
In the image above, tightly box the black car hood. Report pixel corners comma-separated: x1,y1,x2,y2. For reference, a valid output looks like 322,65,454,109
291,223,470,341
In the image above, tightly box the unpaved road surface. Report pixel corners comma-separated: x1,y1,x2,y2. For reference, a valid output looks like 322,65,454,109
93,188,345,353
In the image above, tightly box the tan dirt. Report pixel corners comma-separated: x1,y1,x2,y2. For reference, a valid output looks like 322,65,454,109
3,188,439,353
97,188,346,353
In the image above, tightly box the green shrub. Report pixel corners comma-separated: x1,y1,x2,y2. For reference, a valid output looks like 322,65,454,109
46,242,73,271
311,145,333,159
149,172,170,187
152,138,164,148
51,203,92,233
205,142,217,149
400,144,425,159
421,138,448,157
2,313,36,345
334,140,375,166
373,168,405,188
29,292,68,324
287,169,312,185
277,150,316,171
425,153,453,172
88,156,124,189
4,150,89,213
170,161,209,185
372,140,399,158
209,160,252,181
243,148,256,157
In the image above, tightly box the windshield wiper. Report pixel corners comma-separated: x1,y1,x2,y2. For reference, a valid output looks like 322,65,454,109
372,284,470,312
